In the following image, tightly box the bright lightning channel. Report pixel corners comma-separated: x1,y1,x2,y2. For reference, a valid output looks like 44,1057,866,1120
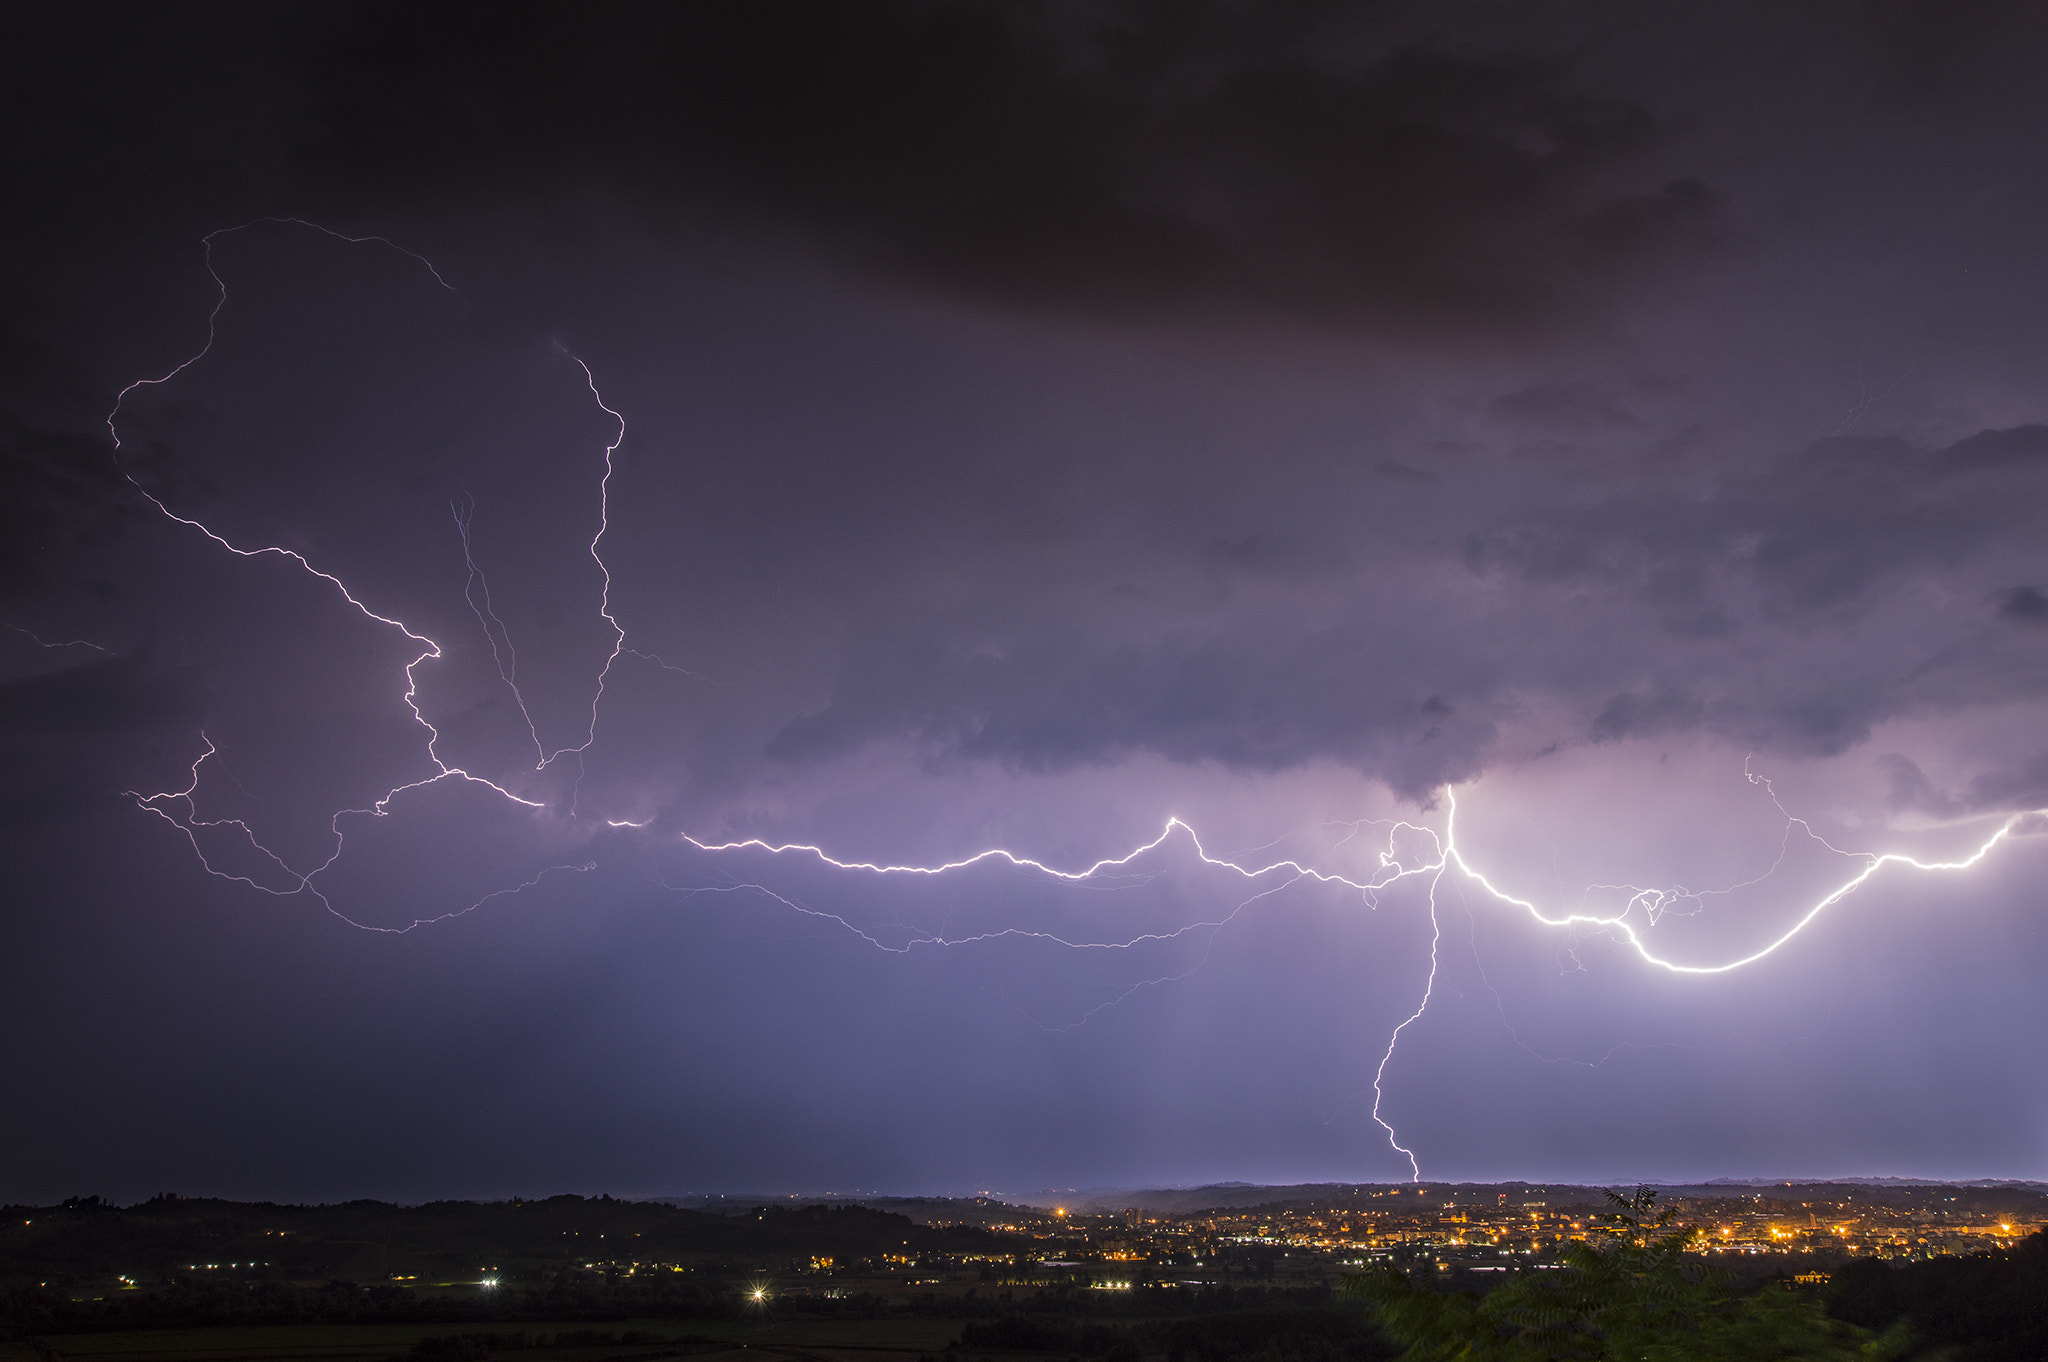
682,785,2044,977
683,785,2047,1178
109,218,604,930
109,219,2048,1176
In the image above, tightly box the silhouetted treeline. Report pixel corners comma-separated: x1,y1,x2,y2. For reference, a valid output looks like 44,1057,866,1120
0,1193,1007,1286
1827,1228,2048,1361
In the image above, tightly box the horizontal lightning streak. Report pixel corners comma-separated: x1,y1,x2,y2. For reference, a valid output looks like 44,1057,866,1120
692,786,2044,977
681,784,2047,1178
109,218,2048,1183
108,219,581,931
4,622,111,652
685,817,1435,897
1441,786,2048,976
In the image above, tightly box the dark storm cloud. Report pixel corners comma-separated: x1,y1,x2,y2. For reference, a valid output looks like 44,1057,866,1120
0,645,196,737
1588,687,1706,744
1883,750,2048,818
1487,382,1644,433
1476,426,2048,621
0,644,203,824
293,0,1714,332
753,420,2048,798
1460,426,2048,753
8,1,2048,1198
7,0,2042,814
0,409,137,594
767,621,1497,803
1993,585,2048,627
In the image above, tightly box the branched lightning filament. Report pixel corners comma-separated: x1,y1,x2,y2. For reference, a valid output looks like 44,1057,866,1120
107,219,2048,1176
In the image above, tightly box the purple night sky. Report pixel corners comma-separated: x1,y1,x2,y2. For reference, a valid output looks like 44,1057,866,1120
5,3,2048,1203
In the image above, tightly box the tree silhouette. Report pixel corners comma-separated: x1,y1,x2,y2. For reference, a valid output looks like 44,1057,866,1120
1341,1187,1921,1361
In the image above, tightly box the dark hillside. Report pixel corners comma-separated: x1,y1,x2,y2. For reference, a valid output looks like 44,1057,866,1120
1,1194,1009,1286
1828,1228,2048,1361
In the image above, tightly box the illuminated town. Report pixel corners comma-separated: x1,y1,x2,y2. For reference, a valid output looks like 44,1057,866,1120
739,1182,2048,1298
7,1183,2044,1359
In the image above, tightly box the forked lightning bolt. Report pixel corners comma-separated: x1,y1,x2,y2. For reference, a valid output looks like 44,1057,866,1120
682,783,2048,977
104,220,2048,1174
683,789,2046,1176
109,219,594,930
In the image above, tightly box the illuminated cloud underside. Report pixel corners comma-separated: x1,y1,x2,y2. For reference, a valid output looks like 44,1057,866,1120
110,222,2048,1181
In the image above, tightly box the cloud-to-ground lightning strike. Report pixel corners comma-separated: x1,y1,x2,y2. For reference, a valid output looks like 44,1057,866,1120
683,786,2048,1176
112,220,2048,1173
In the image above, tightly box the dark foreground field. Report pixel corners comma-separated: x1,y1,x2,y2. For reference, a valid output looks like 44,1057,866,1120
0,1315,963,1362
7,1196,2047,1361
0,1306,1399,1362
